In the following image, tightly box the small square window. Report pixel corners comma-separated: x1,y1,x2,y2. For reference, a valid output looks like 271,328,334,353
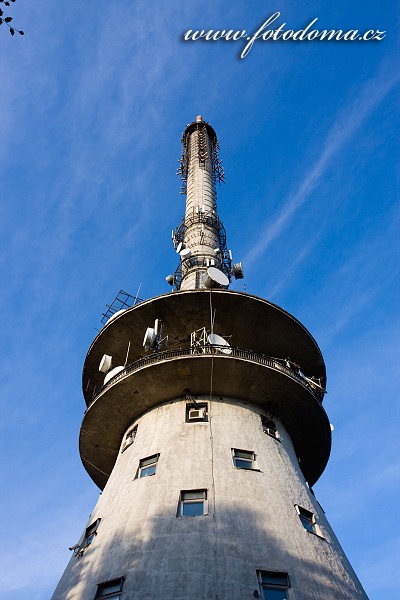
95,577,124,599
83,518,101,548
137,454,159,478
122,426,137,452
295,505,319,535
178,489,208,517
232,448,257,470
186,403,208,422
257,571,289,599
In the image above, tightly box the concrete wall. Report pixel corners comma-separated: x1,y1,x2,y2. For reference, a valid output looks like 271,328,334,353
52,398,367,600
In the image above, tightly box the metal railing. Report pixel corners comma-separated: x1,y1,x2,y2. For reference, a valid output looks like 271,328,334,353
89,346,325,407
172,211,231,290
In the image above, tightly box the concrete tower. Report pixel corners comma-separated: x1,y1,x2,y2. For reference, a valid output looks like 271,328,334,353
52,117,368,600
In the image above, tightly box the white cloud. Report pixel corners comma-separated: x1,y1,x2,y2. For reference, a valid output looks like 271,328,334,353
243,62,399,269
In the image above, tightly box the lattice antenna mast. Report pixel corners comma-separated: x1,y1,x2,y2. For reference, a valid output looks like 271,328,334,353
168,116,244,291
178,117,225,195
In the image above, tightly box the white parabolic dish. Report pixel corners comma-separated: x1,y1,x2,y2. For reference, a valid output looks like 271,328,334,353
104,365,125,385
203,266,229,288
180,248,192,260
107,309,126,324
208,333,232,355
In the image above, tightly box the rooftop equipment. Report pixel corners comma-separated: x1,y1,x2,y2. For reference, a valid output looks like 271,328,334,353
207,332,232,355
99,354,112,373
203,266,229,288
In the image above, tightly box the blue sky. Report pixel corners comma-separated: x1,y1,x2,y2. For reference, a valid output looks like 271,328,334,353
0,1,398,598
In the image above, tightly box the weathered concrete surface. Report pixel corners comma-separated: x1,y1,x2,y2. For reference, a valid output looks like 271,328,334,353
80,356,330,489
53,399,368,600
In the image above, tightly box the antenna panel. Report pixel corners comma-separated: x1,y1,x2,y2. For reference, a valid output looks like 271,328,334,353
154,319,160,336
143,327,156,348
99,354,112,373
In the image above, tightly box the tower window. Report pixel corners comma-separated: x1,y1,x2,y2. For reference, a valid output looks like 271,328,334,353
295,505,320,535
186,402,208,422
261,416,279,440
83,518,101,548
121,425,137,452
95,577,125,599
69,518,101,556
178,489,208,517
137,454,159,478
232,449,257,470
257,571,289,599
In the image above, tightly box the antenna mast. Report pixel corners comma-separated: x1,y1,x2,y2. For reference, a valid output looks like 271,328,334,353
168,116,243,291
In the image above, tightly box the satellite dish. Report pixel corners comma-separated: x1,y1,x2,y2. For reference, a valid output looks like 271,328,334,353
203,266,229,288
104,365,125,385
208,333,232,355
143,327,156,349
330,424,335,431
99,354,112,373
232,262,244,279
180,248,192,260
176,242,185,254
107,309,126,323
166,274,174,286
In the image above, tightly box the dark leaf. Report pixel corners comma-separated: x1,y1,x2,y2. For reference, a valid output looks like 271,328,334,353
10,27,14,35
0,9,3,15
5,16,12,22
19,30,24,35
0,18,2,24
5,1,10,5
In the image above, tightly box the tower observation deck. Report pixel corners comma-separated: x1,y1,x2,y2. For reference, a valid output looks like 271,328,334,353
52,117,368,600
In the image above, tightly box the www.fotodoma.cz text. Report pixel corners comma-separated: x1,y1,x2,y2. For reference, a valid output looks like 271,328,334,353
183,12,386,58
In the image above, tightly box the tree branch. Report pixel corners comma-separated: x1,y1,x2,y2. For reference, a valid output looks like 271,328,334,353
0,0,24,36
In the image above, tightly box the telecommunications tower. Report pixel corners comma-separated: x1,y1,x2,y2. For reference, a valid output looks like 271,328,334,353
52,116,368,600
